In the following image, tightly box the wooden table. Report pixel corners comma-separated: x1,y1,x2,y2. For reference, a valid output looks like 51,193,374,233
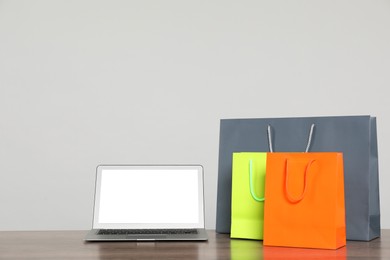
0,230,388,259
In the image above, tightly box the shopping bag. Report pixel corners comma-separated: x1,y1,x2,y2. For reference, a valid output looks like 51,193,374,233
263,152,346,249
230,152,266,240
216,115,379,241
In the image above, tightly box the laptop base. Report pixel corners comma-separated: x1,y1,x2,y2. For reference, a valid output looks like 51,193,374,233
85,229,208,241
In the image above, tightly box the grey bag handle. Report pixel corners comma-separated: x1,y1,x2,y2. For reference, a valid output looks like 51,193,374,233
267,124,315,152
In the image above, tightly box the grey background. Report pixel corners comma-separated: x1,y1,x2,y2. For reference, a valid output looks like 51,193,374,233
0,0,389,230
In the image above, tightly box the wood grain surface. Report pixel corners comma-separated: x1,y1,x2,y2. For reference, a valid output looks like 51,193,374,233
0,230,388,259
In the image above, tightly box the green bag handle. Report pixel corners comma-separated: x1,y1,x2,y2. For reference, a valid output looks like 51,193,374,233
284,159,316,203
249,159,265,202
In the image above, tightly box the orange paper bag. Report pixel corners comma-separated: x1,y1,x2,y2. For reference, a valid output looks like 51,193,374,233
263,152,346,249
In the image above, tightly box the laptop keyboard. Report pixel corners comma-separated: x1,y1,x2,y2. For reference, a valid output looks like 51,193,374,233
97,229,198,235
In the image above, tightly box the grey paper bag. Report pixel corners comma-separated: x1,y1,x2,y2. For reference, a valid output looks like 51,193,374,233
216,115,380,241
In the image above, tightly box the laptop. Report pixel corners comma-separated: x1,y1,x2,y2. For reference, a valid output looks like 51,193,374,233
85,164,208,241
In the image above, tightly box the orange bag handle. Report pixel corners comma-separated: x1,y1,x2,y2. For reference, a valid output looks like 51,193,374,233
284,159,317,203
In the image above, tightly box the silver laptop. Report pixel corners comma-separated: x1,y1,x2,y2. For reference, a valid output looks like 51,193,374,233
85,165,208,241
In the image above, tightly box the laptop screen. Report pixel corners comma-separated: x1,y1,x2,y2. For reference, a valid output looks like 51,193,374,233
92,165,205,229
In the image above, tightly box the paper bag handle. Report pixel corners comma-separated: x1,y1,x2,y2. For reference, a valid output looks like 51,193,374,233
267,124,315,152
249,159,265,202
284,159,316,203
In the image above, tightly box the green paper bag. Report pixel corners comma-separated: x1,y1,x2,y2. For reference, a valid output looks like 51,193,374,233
230,152,266,240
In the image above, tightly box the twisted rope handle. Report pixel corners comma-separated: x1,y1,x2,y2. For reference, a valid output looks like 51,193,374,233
267,124,316,153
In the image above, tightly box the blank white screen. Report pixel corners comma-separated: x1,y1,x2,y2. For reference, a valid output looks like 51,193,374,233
98,169,199,224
